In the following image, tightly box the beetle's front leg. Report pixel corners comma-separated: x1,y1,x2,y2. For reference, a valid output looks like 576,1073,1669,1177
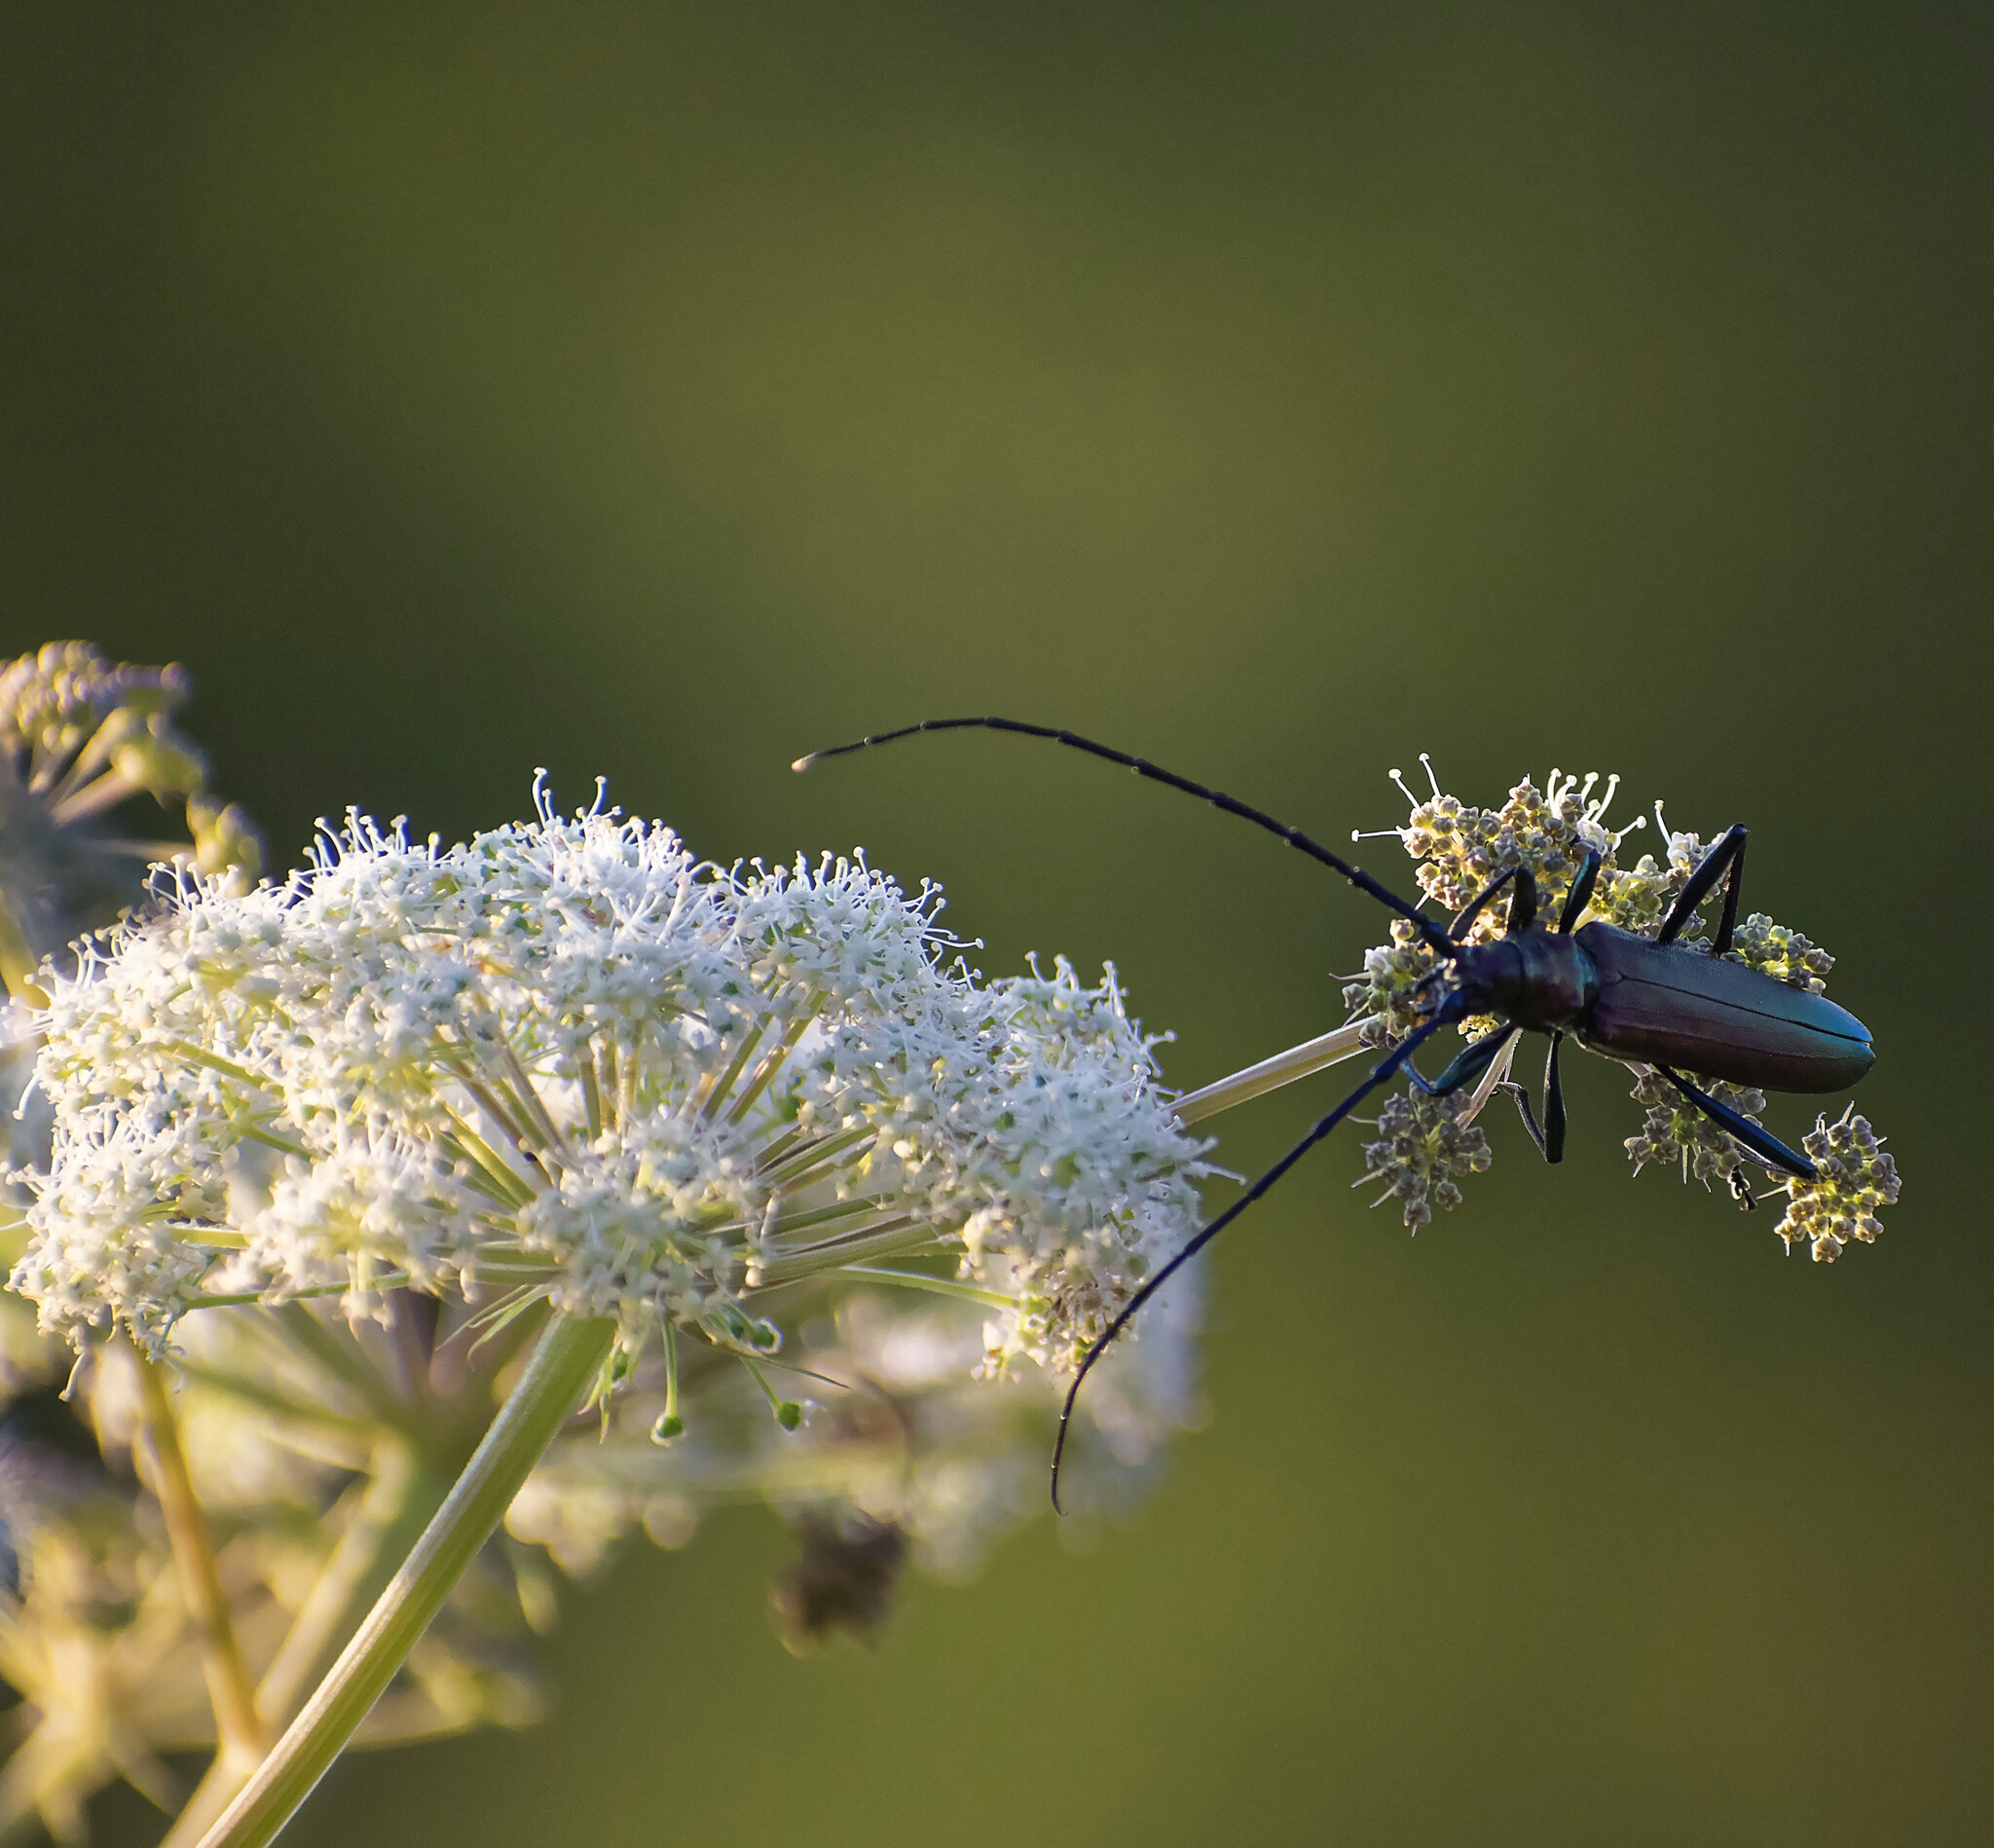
1448,867,1522,941
1404,1022,1517,1096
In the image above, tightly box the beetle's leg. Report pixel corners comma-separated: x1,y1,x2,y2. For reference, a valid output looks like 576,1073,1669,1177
1494,1080,1550,1159
1541,1032,1568,1164
1656,825,1748,952
1655,1065,1817,1180
1449,866,1521,940
1407,1022,1518,1095
1507,869,1539,935
1555,850,1603,934
1710,832,1747,957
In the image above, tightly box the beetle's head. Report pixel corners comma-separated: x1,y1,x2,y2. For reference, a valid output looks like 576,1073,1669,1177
1410,935,1516,1029
1431,935,1531,1022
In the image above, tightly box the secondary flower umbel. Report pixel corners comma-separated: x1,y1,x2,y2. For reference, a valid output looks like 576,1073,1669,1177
11,783,1215,1379
1188,756,1898,1259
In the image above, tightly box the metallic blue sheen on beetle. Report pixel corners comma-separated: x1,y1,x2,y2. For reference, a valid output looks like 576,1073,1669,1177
1409,818,1872,1177
1572,922,1872,1091
1436,915,1875,1090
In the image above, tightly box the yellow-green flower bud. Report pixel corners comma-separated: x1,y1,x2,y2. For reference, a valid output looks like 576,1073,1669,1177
186,796,263,885
1775,1108,1899,1261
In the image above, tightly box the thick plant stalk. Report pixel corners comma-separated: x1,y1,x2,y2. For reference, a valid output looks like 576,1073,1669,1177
160,1443,449,1848
132,1347,264,1762
252,1440,435,1729
193,1313,617,1848
164,1302,553,1848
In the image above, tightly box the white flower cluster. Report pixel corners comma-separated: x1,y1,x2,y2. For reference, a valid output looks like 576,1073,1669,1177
10,784,1214,1377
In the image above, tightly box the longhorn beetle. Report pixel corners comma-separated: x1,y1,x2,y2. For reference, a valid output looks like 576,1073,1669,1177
793,718,1875,1507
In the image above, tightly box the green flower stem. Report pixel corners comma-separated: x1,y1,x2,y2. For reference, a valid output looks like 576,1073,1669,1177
837,1265,1020,1310
131,1345,264,1763
1168,1020,1367,1124
756,1217,927,1282
160,1443,452,1848
165,1305,552,1848
193,1312,617,1848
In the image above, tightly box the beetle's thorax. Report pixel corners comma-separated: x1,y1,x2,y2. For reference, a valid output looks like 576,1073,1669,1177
1450,928,1599,1034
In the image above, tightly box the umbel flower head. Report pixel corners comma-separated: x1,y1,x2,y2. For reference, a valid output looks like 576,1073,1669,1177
1352,1090,1492,1229
0,643,260,994
1775,1106,1899,1261
9,781,1215,1386
1329,757,1898,1258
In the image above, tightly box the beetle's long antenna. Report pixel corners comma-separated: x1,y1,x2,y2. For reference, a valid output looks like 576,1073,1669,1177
794,718,1456,955
1048,1017,1448,1512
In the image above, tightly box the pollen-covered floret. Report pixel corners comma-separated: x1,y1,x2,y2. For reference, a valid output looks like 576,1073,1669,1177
1584,853,1685,935
1347,758,1658,1045
1378,757,1641,931
1341,919,1442,1050
1623,1068,1768,1189
1353,1090,1493,1230
1775,1107,1898,1261
1723,913,1833,993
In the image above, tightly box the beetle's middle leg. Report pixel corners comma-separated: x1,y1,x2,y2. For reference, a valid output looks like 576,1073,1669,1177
1657,825,1748,954
1541,1032,1567,1163
1408,1022,1569,1165
1487,1035,1567,1164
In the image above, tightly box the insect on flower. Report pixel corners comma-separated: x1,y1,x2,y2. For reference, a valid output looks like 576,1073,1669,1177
794,719,1889,1508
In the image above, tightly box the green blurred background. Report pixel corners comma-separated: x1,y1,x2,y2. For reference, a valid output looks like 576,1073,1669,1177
5,4,1989,1842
